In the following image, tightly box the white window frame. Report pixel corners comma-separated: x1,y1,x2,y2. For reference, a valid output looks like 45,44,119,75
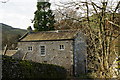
27,46,33,51
40,45,46,56
59,45,65,50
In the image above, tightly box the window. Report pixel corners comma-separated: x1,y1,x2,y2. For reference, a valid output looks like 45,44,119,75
40,46,46,56
59,45,65,50
28,46,32,51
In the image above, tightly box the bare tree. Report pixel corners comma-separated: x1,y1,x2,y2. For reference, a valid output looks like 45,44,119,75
55,0,120,78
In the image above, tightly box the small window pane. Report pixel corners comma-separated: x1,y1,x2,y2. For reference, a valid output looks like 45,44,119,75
40,46,46,56
28,46,32,51
60,45,65,50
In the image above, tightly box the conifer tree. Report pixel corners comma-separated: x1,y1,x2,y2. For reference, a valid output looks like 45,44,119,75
33,1,55,31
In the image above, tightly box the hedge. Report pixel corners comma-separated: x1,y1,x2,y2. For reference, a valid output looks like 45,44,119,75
2,55,67,79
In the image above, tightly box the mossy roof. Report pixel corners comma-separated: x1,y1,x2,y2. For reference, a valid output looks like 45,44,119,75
20,30,79,42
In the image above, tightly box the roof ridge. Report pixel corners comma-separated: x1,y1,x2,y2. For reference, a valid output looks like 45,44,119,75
30,29,79,33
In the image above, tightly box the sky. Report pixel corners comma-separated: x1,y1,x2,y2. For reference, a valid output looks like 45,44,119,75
0,0,36,29
0,0,119,29
0,0,63,29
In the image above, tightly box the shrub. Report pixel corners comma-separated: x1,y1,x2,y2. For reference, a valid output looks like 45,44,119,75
2,55,67,79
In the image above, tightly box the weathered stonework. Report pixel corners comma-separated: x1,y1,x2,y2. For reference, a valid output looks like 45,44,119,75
74,32,87,75
14,30,87,76
17,40,74,74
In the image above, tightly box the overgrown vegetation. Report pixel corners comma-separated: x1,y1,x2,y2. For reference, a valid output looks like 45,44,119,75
54,0,120,78
2,55,67,79
1,23,26,49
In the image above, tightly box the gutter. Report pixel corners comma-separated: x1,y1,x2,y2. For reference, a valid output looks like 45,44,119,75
18,39,74,42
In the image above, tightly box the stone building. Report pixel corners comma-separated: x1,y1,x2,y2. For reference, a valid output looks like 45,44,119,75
15,30,87,76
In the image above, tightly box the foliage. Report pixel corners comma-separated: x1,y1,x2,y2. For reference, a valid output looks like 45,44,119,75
116,57,120,69
27,26,32,31
2,55,67,79
33,2,55,31
1,23,26,49
55,0,120,78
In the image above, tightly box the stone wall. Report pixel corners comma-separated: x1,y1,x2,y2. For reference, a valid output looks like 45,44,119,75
74,32,87,76
15,31,87,76
17,40,74,74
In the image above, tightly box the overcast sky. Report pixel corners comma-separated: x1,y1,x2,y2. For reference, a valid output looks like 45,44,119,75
0,0,119,29
0,0,63,29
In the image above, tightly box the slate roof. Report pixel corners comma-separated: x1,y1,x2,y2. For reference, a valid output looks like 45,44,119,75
19,30,79,42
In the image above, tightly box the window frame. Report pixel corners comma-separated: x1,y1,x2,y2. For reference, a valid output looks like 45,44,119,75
27,46,33,51
59,44,65,50
40,45,46,56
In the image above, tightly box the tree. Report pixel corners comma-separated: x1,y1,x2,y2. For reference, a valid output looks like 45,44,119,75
53,9,83,30
27,26,32,32
55,0,120,78
33,1,55,31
